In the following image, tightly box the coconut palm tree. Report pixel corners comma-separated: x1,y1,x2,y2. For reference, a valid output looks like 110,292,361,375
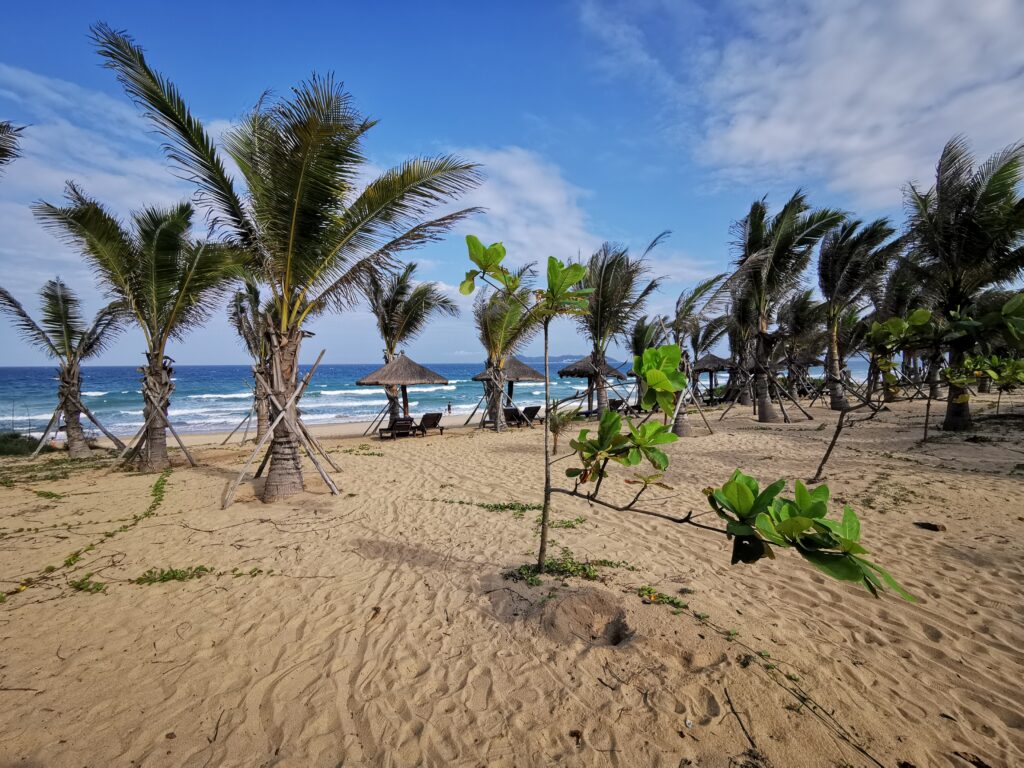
228,279,272,442
35,185,241,472
576,238,664,415
365,263,458,420
473,270,538,431
817,218,897,409
730,192,844,422
0,278,122,457
93,25,481,500
905,135,1024,431
0,121,23,175
669,273,728,434
775,288,826,393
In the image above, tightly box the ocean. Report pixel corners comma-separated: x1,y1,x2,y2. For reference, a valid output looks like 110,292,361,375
0,363,593,437
0,360,860,438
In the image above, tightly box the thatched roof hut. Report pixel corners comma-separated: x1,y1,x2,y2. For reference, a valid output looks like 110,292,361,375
472,357,545,383
357,353,448,417
693,353,732,373
557,354,627,381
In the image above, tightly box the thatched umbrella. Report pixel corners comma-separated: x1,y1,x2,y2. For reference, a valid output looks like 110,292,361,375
693,353,733,402
472,356,545,400
357,353,448,417
558,354,627,412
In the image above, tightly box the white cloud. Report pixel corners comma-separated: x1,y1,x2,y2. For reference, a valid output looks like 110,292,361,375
457,146,602,265
580,0,1024,208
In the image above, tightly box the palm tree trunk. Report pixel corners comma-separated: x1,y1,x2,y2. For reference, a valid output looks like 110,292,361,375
595,351,610,415
826,325,849,411
978,376,992,394
60,363,91,459
139,354,171,473
487,369,507,431
262,328,304,502
755,335,780,423
672,392,693,436
928,353,943,401
537,319,552,572
943,346,973,432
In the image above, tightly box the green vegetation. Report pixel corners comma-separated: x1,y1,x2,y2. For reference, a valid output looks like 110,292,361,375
134,565,211,584
68,573,106,593
0,431,53,456
34,489,64,500
506,547,629,586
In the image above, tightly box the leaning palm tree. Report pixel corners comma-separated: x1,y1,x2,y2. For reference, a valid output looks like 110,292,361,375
473,273,538,431
93,25,481,500
0,278,122,458
576,238,664,415
730,192,844,422
0,121,23,175
775,288,827,392
35,185,241,472
817,218,897,409
365,263,458,420
905,135,1024,431
669,273,728,434
228,279,273,442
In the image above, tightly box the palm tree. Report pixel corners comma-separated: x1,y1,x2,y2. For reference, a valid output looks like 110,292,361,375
670,273,727,434
228,280,272,442
0,278,121,457
775,288,826,392
93,25,481,500
35,185,241,472
817,219,897,409
0,121,23,175
905,135,1024,431
576,238,664,415
730,192,843,422
473,271,538,431
365,263,458,420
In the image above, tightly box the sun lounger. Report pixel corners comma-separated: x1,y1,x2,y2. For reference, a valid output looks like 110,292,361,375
503,407,527,427
416,412,445,436
521,405,542,425
379,416,417,439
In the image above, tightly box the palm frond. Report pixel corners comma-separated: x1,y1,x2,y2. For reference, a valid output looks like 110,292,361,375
0,285,60,358
0,121,24,174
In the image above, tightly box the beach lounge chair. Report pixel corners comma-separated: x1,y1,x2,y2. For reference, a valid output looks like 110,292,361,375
521,405,542,425
503,407,527,427
416,412,445,436
379,416,417,439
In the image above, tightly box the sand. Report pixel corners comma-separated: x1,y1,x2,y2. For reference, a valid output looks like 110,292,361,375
1,397,1022,767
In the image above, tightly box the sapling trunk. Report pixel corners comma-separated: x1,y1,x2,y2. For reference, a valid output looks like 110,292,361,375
827,324,849,411
537,319,552,572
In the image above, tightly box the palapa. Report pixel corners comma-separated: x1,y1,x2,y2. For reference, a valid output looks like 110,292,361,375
357,353,448,417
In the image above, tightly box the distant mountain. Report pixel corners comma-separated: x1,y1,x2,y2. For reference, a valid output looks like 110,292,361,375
518,354,628,369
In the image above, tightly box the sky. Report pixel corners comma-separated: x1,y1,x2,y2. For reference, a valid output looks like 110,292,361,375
2,0,1023,366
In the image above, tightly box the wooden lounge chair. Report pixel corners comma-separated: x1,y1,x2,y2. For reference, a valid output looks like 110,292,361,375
379,416,417,439
416,412,445,436
503,407,526,427
521,405,542,425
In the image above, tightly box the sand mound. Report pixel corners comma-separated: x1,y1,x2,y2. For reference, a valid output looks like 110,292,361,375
538,587,633,647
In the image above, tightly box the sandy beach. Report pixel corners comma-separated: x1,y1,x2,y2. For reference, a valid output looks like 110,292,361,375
2,397,1022,767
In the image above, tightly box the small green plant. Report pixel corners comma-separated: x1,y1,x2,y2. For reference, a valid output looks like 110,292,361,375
476,500,543,519
506,547,625,585
34,489,65,500
69,573,106,593
706,470,916,601
638,585,688,610
543,515,586,530
134,565,211,584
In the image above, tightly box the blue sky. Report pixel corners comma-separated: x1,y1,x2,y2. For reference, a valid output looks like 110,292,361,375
2,0,1023,366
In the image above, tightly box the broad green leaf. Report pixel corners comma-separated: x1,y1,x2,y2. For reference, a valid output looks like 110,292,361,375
723,479,755,517
841,506,861,542
800,550,864,582
777,516,813,538
907,308,932,326
727,520,755,537
459,271,479,295
644,446,669,470
856,558,917,602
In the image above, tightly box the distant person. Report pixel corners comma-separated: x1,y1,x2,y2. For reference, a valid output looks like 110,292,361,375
446,400,452,414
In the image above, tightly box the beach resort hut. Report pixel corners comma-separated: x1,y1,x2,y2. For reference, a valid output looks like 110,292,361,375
693,353,732,403
558,354,628,414
356,353,448,418
472,357,545,400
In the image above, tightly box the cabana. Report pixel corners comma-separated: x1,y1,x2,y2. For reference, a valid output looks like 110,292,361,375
693,353,732,404
467,357,546,428
558,354,628,414
357,353,448,428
